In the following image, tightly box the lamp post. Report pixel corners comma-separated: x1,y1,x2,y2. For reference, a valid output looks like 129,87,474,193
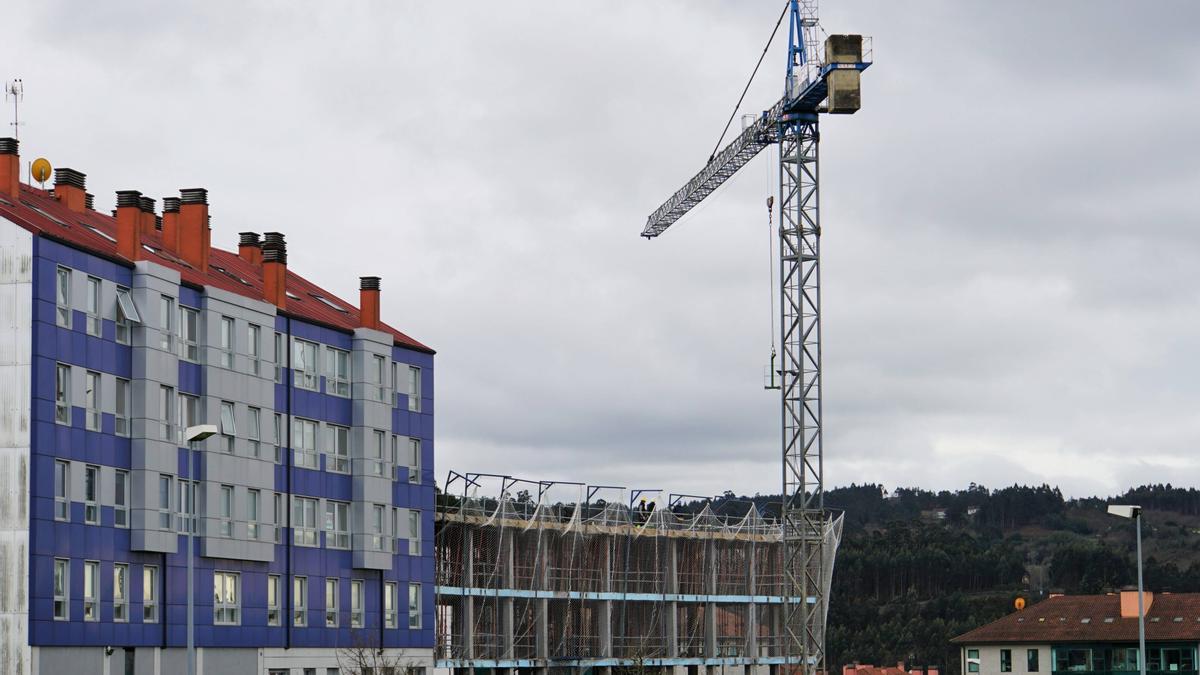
184,424,217,675
1108,504,1145,675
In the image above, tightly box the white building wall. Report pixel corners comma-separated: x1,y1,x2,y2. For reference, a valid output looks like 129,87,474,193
961,644,1050,675
0,220,33,675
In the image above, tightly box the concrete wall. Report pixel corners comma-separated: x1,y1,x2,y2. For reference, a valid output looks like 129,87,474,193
0,221,32,675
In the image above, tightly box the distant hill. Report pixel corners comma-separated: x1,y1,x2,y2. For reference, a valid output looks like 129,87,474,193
687,483,1200,673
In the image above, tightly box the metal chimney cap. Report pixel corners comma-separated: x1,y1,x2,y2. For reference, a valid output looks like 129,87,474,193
360,276,381,291
0,138,17,155
238,232,262,247
115,190,143,208
139,196,156,213
179,188,208,205
54,168,87,190
261,246,287,264
162,197,181,213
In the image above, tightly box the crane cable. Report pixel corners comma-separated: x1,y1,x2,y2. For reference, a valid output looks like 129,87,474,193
707,1,791,163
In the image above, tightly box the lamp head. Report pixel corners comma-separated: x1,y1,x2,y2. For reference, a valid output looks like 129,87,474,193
1107,504,1141,519
185,424,218,442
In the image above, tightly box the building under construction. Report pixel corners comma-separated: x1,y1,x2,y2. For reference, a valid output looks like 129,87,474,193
434,474,843,674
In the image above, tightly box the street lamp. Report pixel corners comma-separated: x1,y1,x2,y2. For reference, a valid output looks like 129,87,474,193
1108,504,1145,675
184,424,217,675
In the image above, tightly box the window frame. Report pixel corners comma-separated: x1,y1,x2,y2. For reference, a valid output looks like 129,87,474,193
373,354,389,402
115,285,140,345
274,332,285,383
143,565,159,623
178,393,199,445
178,305,199,361
53,558,69,620
293,497,318,547
54,460,69,521
114,469,129,528
409,509,421,556
219,316,235,368
371,429,388,477
219,484,234,537
85,276,102,336
84,370,101,431
1028,648,1040,673
159,295,175,352
325,577,339,628
213,570,241,625
967,648,980,674
273,412,284,464
326,347,351,397
115,377,131,436
408,582,421,629
409,437,421,483
55,266,72,327
54,363,71,425
248,488,260,540
325,500,350,549
83,464,99,524
83,560,100,621
350,579,364,628
247,406,262,458
294,576,308,626
219,401,236,453
326,424,350,474
113,562,129,622
408,365,421,412
1001,648,1013,673
274,492,284,544
293,338,320,391
384,581,398,629
267,574,281,626
160,385,175,442
248,323,262,376
372,504,387,552
293,417,319,469
158,474,172,530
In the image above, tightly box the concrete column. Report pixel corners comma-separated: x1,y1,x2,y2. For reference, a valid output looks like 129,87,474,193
463,533,476,660
747,541,758,658
666,537,680,658
600,599,613,659
705,539,717,659
501,529,515,659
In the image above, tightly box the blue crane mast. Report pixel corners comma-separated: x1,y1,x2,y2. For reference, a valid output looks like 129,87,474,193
641,1,871,672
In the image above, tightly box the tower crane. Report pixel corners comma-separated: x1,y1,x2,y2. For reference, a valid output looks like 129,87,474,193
641,1,870,672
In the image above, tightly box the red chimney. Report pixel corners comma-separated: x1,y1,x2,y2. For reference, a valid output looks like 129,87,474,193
261,232,287,309
115,191,143,260
177,188,209,271
360,276,381,329
54,168,87,212
138,196,157,237
0,138,18,199
161,197,180,252
238,232,262,265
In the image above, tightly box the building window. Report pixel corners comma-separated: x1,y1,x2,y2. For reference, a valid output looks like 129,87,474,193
178,306,199,361
178,480,196,534
409,509,421,556
53,558,69,620
1110,648,1138,672
83,464,99,524
326,347,350,397
274,492,283,544
160,385,175,442
159,295,175,352
1028,649,1040,673
158,475,172,529
54,460,69,521
55,363,71,424
83,560,99,621
372,504,386,551
113,563,129,622
273,413,284,464
293,418,319,469
1001,649,1012,673
114,469,129,527
115,377,131,436
371,429,387,477
143,565,159,622
293,497,318,547
327,424,349,473
267,574,281,626
115,286,140,344
294,576,308,626
408,582,421,629
325,500,350,549
968,649,980,674
350,579,364,628
248,324,262,376
247,406,262,458
274,332,285,383
85,276,102,335
407,365,421,412
384,581,397,628
373,354,389,402
219,316,235,368
219,401,236,453
325,577,339,627
84,371,100,431
178,393,198,445
214,571,241,625
248,488,260,540
219,484,234,536
293,338,320,391
409,437,421,483
55,266,71,327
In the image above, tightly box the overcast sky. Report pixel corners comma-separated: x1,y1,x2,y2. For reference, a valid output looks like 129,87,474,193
4,1,1199,500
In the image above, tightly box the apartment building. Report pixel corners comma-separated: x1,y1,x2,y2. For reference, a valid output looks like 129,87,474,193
0,137,435,674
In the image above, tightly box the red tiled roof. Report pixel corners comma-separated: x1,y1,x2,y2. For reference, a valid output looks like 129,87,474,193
951,594,1200,644
0,183,432,353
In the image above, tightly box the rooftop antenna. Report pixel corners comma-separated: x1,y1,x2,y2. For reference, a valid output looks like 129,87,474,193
5,79,23,140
